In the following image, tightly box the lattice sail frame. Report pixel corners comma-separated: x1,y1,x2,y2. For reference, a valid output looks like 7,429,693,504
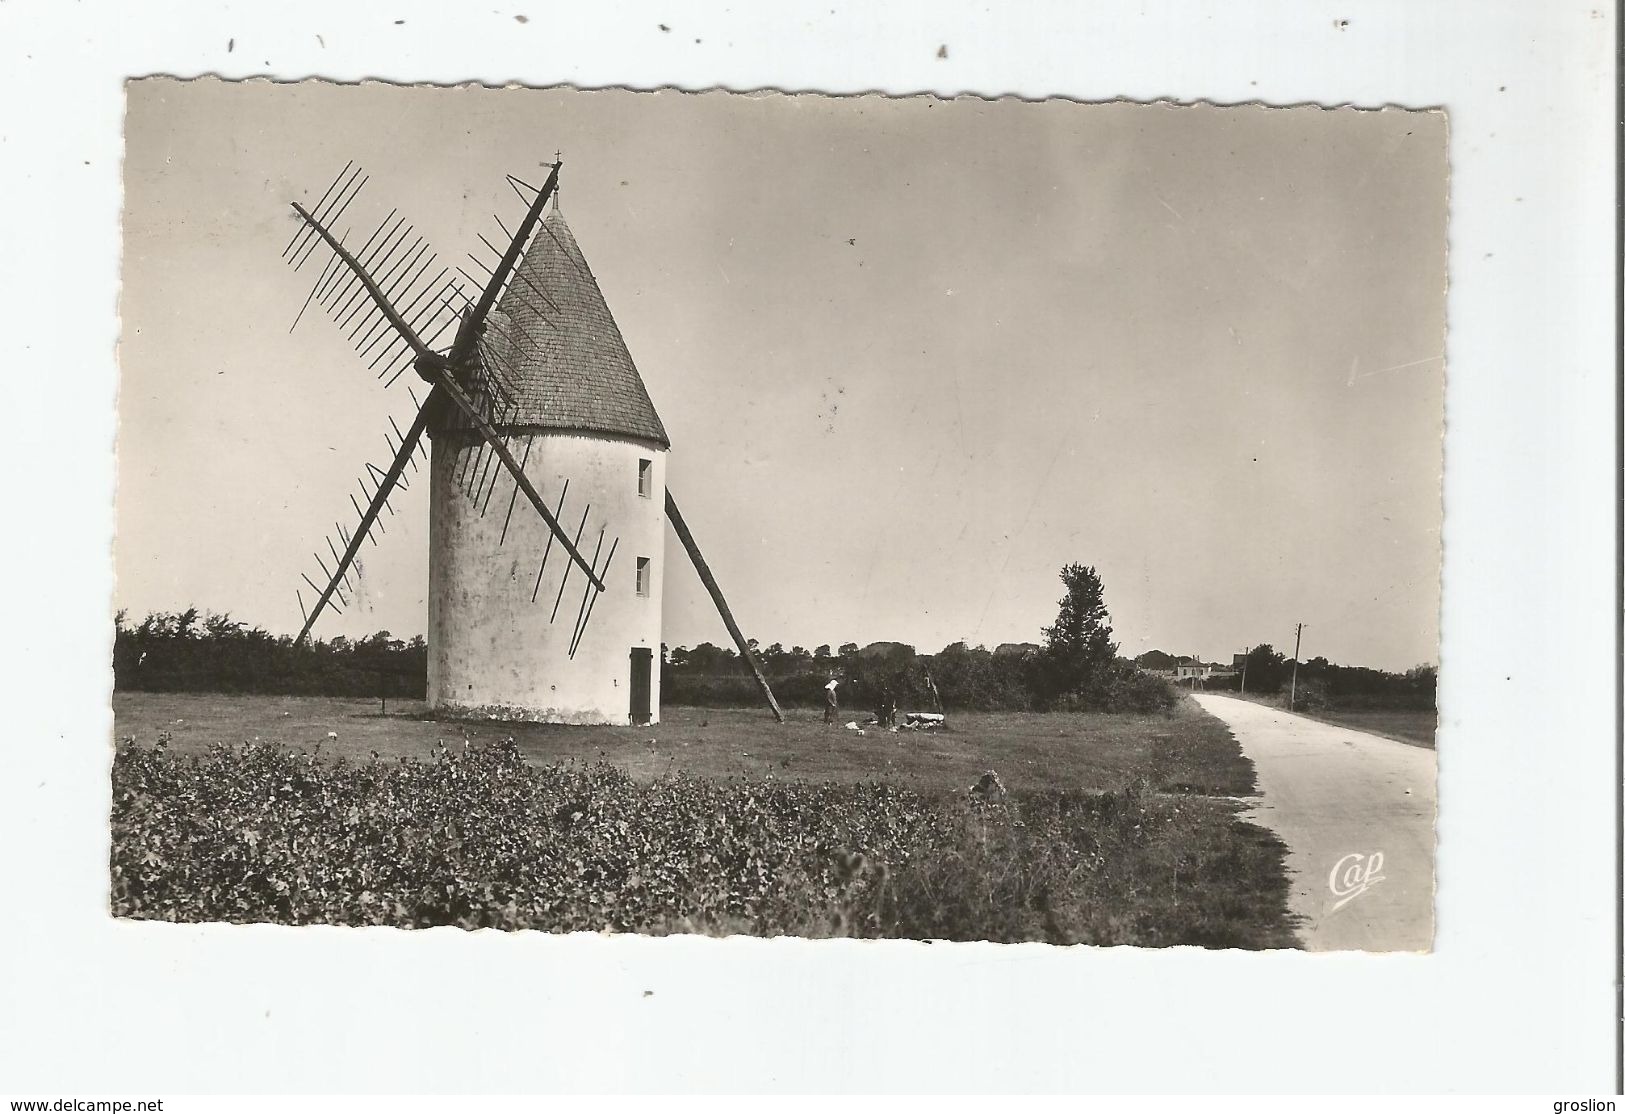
277,158,785,720
281,161,616,657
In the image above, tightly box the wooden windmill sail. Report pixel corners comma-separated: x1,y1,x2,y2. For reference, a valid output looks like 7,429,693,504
282,159,782,724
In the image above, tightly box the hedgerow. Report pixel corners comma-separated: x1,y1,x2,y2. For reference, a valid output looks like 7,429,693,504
110,737,1295,947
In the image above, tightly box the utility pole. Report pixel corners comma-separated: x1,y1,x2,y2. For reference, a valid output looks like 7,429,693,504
1289,623,1304,711
1240,646,1250,694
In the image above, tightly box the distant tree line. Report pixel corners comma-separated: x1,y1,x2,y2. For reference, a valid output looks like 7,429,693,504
116,570,1429,717
665,565,1176,715
114,609,425,699
113,567,1161,713
1204,644,1436,712
112,567,1164,713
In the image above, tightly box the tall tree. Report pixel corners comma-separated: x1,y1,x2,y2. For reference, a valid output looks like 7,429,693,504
1041,564,1118,697
1242,644,1288,693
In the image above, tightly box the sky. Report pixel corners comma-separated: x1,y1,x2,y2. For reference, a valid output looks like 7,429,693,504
117,79,1446,671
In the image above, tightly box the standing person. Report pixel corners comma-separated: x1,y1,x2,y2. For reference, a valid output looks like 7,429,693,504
875,682,895,729
823,676,840,726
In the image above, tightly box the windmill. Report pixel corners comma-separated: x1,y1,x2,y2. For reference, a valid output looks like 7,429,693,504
281,158,783,726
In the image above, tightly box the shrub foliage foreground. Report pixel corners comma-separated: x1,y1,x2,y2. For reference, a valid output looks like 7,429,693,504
111,738,1296,948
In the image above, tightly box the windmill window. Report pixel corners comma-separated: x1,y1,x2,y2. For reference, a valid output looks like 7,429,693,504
637,458,653,498
636,557,651,597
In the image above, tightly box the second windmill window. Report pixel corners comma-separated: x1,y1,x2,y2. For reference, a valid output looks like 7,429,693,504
637,458,653,498
636,557,651,597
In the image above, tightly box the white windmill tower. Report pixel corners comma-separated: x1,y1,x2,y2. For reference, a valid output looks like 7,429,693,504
280,159,783,726
428,204,670,723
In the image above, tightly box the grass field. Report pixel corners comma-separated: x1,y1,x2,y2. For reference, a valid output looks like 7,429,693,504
1200,691,1436,747
113,692,1258,796
110,692,1298,947
1297,708,1436,747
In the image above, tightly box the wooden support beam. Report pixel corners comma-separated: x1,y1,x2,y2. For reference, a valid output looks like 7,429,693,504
664,490,784,723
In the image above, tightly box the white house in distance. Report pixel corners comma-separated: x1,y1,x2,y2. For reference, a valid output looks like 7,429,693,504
427,206,669,726
1134,650,1237,687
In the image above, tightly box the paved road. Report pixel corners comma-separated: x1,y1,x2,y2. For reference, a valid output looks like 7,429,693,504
1192,694,1436,952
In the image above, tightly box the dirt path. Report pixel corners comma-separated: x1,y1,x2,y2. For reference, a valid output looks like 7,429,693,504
1192,694,1436,952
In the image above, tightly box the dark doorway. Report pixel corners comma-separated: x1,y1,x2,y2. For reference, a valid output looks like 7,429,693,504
629,647,653,726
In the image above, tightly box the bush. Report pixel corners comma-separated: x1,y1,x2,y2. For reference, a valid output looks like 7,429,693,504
926,644,1037,711
1285,678,1330,712
1092,660,1179,713
115,610,425,699
111,737,944,934
1051,660,1177,714
662,673,774,708
110,736,1293,947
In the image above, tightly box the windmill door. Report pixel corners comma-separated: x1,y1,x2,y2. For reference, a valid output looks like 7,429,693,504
629,647,653,726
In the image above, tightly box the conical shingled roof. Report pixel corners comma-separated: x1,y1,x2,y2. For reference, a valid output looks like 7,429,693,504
476,207,670,448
